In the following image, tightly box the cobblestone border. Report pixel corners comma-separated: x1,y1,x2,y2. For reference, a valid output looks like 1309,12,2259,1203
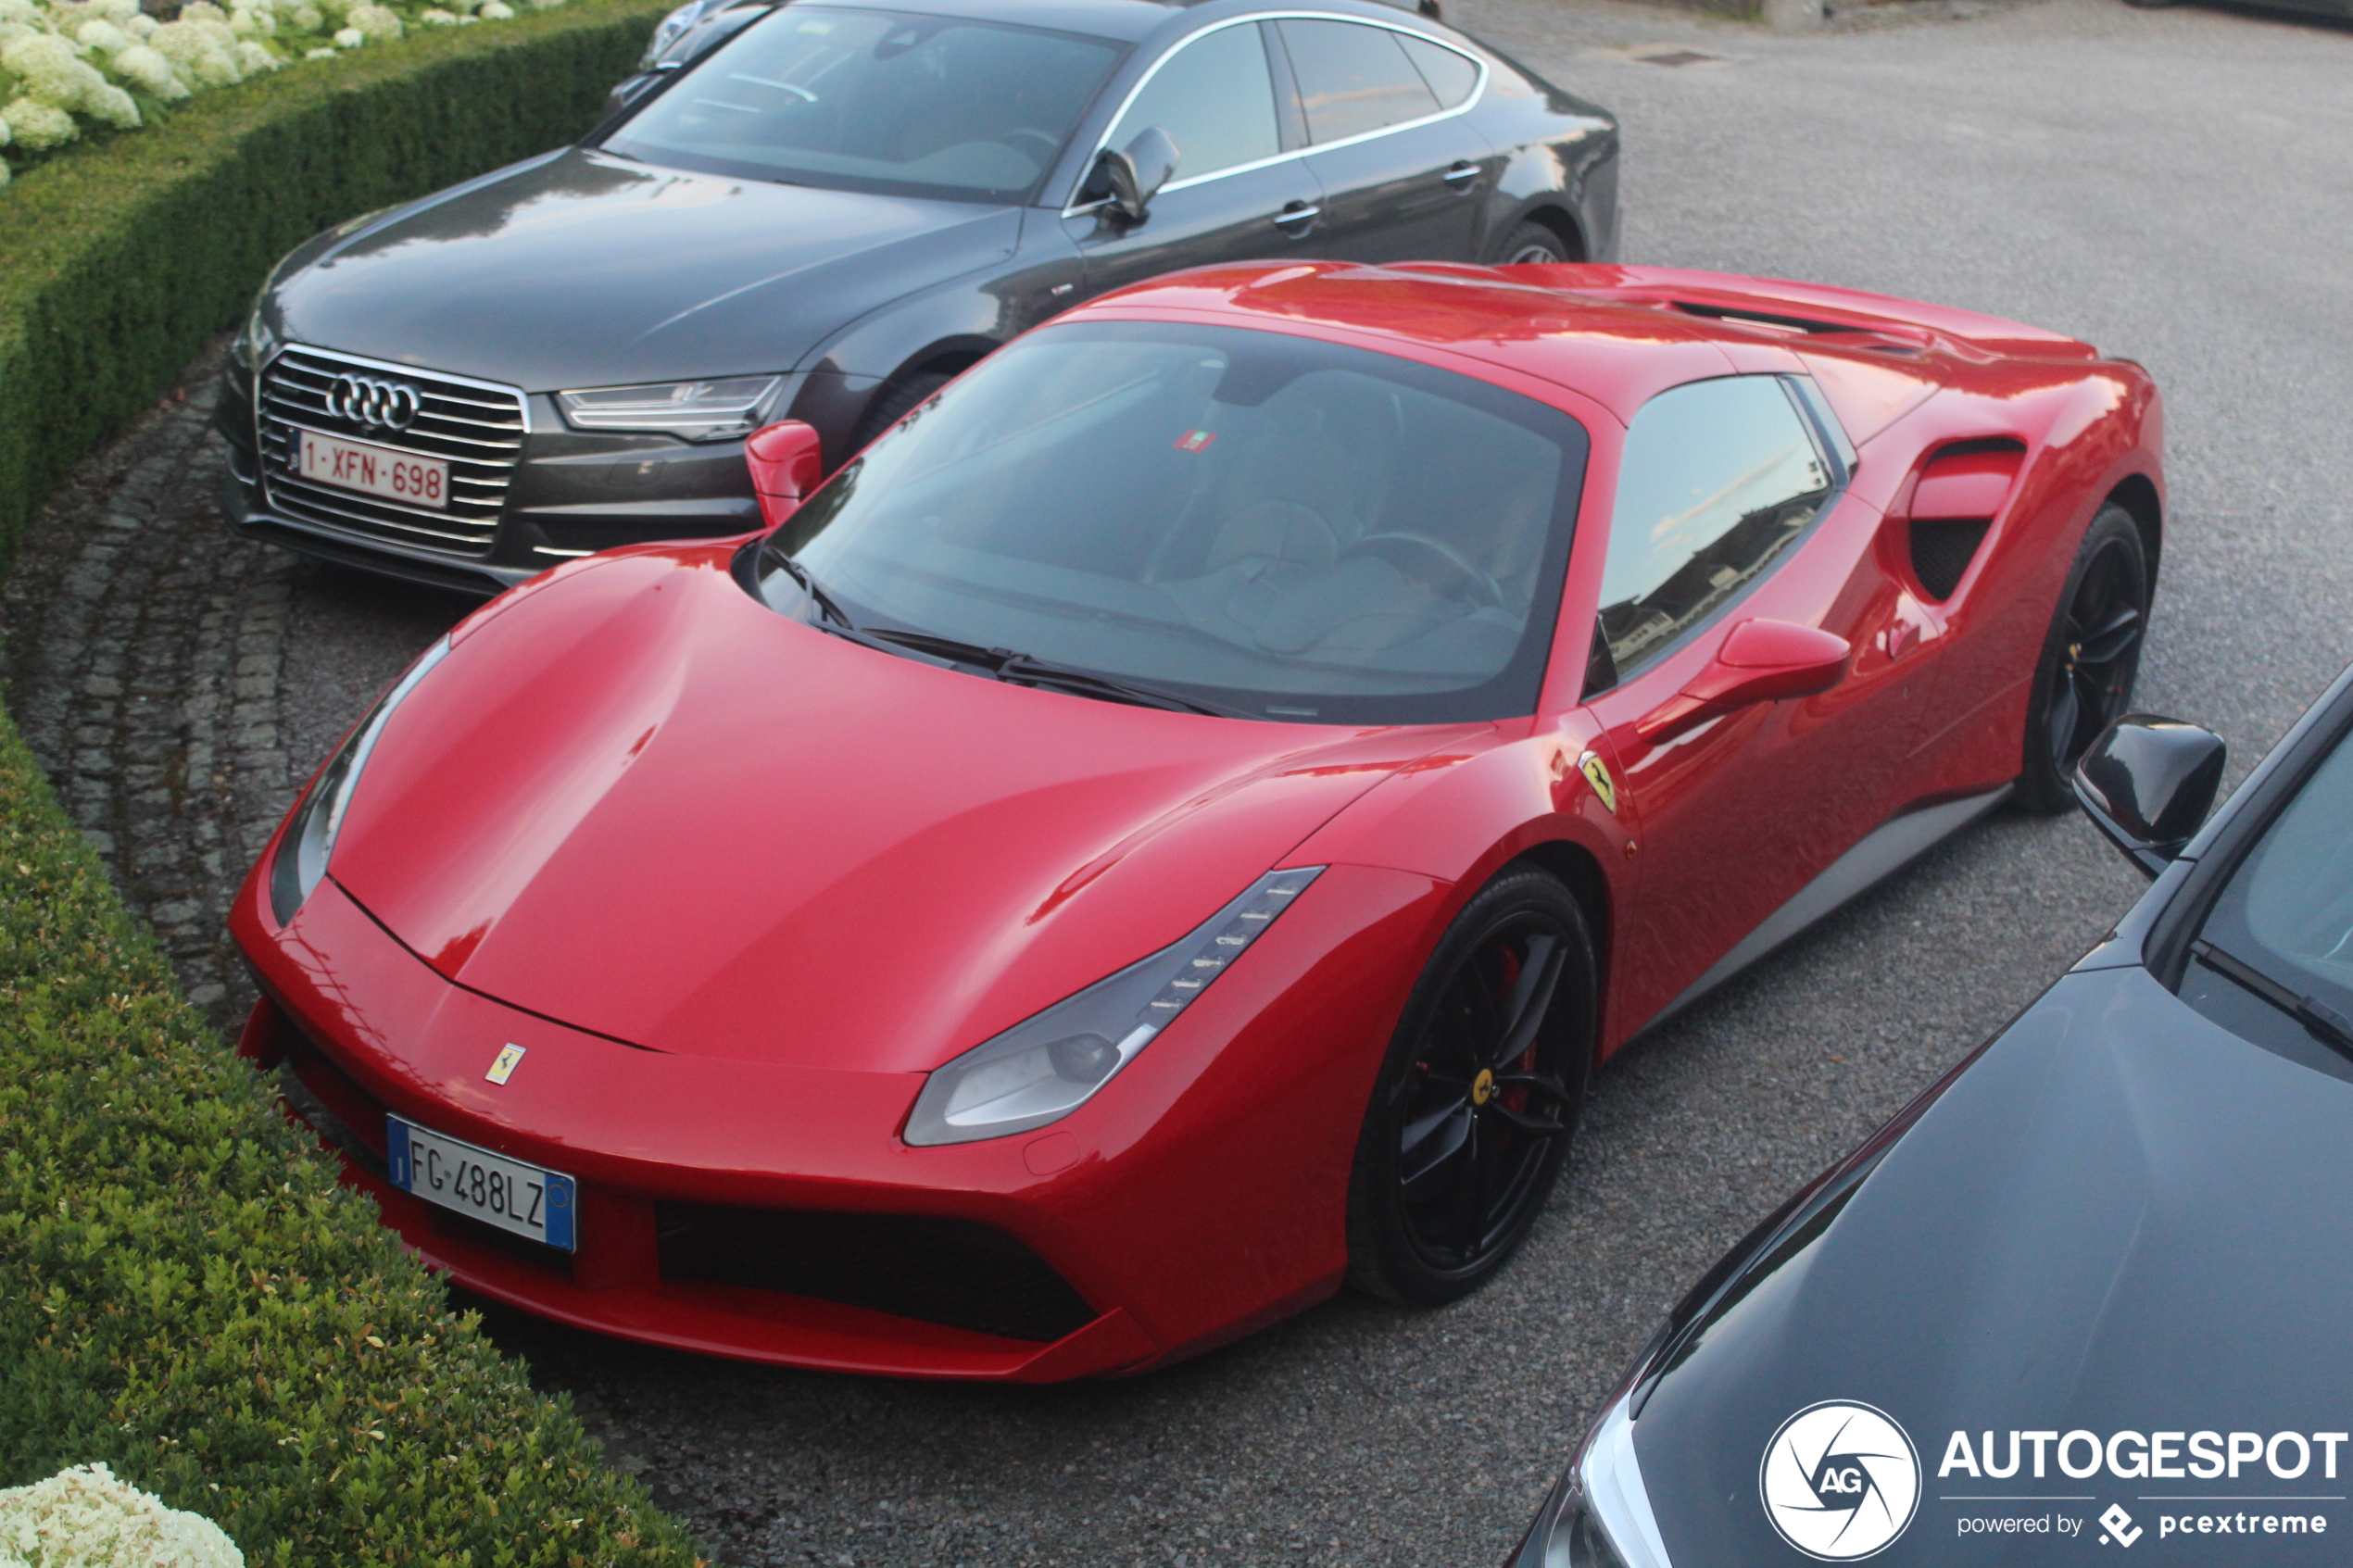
3,345,295,1023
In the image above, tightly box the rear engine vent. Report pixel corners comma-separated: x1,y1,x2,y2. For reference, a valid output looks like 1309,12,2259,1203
1909,519,1992,601
658,1205,1096,1343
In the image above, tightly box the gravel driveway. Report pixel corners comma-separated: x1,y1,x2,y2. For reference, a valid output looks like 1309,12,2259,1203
7,0,2351,1560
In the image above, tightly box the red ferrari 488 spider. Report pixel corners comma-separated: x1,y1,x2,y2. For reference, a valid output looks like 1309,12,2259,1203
233,262,2163,1380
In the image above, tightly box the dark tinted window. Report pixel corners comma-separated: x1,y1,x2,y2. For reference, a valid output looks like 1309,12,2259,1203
1396,33,1479,110
763,321,1589,724
2183,733,2353,1077
1597,377,1831,678
1277,19,1440,144
1105,22,1280,184
604,6,1123,202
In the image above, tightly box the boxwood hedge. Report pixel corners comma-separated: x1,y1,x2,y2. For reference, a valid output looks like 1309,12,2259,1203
0,4,708,1563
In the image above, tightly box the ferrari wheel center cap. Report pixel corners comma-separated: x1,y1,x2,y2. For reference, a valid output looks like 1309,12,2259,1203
1471,1068,1496,1107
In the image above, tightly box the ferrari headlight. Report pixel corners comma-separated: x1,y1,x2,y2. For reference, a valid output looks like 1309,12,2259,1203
268,636,450,925
555,376,783,440
1517,1392,1675,1568
902,867,1324,1147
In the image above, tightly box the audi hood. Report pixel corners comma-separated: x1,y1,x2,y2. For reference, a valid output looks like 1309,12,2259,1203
316,546,1479,1073
262,147,1022,392
1611,961,2353,1564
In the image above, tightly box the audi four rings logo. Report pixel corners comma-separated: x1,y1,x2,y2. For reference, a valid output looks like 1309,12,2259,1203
1762,1401,1922,1561
328,373,422,431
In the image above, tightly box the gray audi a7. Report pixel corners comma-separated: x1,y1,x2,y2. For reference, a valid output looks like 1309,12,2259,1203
220,0,1618,591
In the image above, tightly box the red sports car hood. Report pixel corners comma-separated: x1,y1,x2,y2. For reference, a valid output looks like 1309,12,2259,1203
329,548,1478,1072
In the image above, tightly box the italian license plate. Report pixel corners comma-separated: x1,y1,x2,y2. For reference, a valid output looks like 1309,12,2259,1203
295,428,448,509
386,1116,575,1251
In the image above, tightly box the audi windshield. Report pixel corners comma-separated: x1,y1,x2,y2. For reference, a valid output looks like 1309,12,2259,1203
752,320,1591,724
600,6,1126,204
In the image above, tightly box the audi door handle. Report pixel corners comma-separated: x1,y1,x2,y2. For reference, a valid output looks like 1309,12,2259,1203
1442,161,1480,186
1273,201,1321,230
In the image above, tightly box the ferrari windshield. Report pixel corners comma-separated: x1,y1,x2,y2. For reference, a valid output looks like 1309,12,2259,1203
599,6,1125,203
758,321,1589,723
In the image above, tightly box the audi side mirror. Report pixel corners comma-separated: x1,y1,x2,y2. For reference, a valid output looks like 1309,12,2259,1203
744,420,825,529
1635,620,1852,745
2073,714,2226,879
1090,126,1179,227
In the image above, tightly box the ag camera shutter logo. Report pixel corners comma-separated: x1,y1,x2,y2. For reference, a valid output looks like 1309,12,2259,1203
1761,1401,1921,1561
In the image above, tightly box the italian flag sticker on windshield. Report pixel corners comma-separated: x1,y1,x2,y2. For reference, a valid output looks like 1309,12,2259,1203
1175,430,1217,454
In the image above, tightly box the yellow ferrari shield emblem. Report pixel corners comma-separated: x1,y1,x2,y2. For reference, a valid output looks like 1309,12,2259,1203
1577,750,1618,815
485,1043,526,1085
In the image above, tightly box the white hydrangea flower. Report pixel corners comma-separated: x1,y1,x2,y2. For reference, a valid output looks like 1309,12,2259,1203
108,43,188,97
86,78,137,122
150,18,243,85
0,19,34,44
331,24,361,44
418,7,457,20
4,32,109,108
123,12,156,39
0,110,11,144
288,4,321,29
180,1,230,20
346,4,399,35
228,7,275,37
0,96,73,147
0,1463,245,1568
75,19,129,52
0,0,37,25
234,37,275,69
302,43,333,55
477,2,511,18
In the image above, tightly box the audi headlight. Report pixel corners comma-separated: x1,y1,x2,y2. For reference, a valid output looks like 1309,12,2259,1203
269,637,450,925
903,867,1323,1147
1515,1391,1675,1568
235,295,281,373
555,376,783,440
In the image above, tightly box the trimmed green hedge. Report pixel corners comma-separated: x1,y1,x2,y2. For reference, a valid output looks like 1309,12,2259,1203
0,0,670,571
0,5,706,1563
0,713,701,1565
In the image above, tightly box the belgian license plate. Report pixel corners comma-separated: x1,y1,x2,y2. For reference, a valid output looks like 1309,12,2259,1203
295,428,448,509
386,1116,575,1251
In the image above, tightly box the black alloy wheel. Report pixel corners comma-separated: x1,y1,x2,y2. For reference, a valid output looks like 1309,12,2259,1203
2017,503,2151,812
1347,869,1594,1304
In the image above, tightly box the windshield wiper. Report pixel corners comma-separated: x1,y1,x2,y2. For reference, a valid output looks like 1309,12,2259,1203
2194,939,2353,1059
864,629,1245,719
760,545,860,632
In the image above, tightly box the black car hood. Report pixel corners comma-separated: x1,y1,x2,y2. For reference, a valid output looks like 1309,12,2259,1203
271,148,1021,390
1633,962,2353,1564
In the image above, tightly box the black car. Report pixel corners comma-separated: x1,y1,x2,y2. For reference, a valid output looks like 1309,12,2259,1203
219,0,1618,593
1511,676,2353,1566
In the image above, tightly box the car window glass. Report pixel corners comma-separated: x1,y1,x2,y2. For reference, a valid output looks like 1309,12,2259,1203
2195,734,2353,1032
1277,19,1440,144
1597,377,1831,678
765,320,1589,725
1103,23,1282,185
1395,33,1478,110
602,6,1124,203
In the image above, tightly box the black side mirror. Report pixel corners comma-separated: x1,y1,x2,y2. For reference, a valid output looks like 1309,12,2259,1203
1090,126,1179,226
2072,714,2227,879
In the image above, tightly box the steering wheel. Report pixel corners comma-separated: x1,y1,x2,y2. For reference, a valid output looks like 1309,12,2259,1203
1340,532,1505,610
1000,127,1063,166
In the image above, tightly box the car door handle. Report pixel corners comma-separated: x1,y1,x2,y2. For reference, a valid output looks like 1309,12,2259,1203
1272,201,1320,231
1442,161,1480,187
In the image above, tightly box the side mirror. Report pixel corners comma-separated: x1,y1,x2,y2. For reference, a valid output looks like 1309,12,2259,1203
1635,619,1851,745
744,420,825,529
1090,126,1179,226
2072,714,2226,878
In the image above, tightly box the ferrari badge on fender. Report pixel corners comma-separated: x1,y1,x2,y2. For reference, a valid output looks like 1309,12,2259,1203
485,1044,525,1085
1578,751,1618,815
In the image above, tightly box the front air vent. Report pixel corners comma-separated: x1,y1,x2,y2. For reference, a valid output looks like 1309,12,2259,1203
1909,519,1991,601
657,1205,1098,1343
